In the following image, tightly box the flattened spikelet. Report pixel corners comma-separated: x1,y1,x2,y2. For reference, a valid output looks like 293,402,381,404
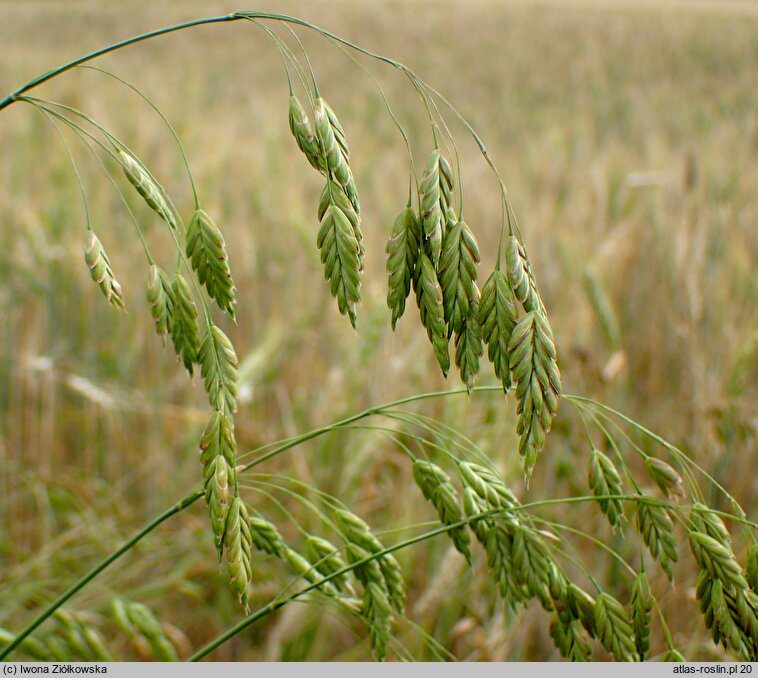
419,149,454,265
688,532,747,590
224,497,252,611
550,614,591,662
118,150,177,230
689,503,731,546
636,499,678,580
645,457,684,499
511,525,554,609
594,592,636,661
588,448,625,529
249,515,285,558
438,220,480,336
319,180,364,271
199,411,237,554
413,252,450,376
84,231,124,310
505,234,541,313
146,265,173,343
479,269,518,392
385,206,421,329
314,97,359,214
306,535,350,591
317,185,362,329
412,459,472,562
748,543,758,593
186,209,236,318
454,296,483,393
631,568,653,659
458,461,519,513
288,94,324,172
508,310,562,482
169,273,200,376
199,323,238,416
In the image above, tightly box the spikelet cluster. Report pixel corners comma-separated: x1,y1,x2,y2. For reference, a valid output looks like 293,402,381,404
689,513,758,659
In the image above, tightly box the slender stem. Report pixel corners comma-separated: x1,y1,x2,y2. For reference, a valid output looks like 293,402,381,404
0,490,204,661
0,15,240,113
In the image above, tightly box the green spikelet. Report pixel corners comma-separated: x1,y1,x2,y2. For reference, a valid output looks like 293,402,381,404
505,234,542,313
594,592,636,661
146,265,173,344
385,205,421,329
317,182,362,328
588,448,625,530
438,220,481,337
199,322,238,416
118,150,177,231
413,252,450,376
454,294,483,393
314,97,359,214
419,149,455,265
112,599,178,662
479,269,518,393
84,231,124,310
168,273,200,376
248,515,286,557
199,411,237,555
319,180,364,271
508,310,562,482
224,497,252,611
305,535,351,592
636,498,678,581
631,568,653,659
412,459,472,562
288,94,324,172
186,209,236,318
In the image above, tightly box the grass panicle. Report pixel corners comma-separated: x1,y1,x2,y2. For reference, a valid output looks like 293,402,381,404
593,592,636,661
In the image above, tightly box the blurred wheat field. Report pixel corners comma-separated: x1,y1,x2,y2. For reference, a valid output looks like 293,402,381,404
0,0,756,661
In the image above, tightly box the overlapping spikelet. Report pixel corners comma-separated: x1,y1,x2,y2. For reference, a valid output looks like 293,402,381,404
314,97,359,214
118,150,177,231
199,322,238,416
317,181,363,328
288,94,324,172
508,310,561,482
419,149,454,265
186,209,236,318
168,273,200,376
385,206,421,329
413,253,450,376
84,231,124,310
146,264,173,343
479,269,518,393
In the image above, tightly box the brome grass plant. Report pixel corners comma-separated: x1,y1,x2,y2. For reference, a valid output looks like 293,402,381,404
0,1,755,663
